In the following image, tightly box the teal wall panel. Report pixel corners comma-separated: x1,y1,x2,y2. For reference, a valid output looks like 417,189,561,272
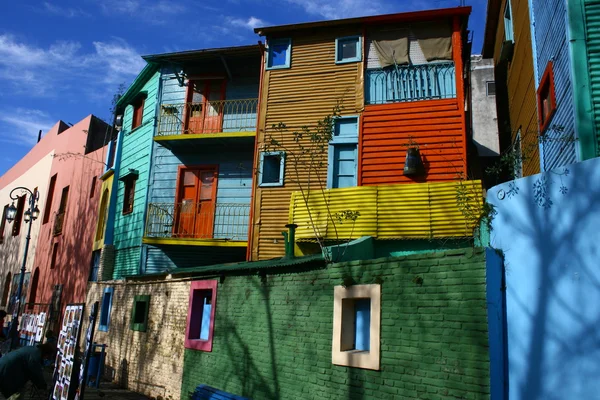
113,70,161,279
531,0,578,170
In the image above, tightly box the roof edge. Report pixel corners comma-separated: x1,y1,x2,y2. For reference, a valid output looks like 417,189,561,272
482,0,501,57
255,7,472,35
116,62,159,109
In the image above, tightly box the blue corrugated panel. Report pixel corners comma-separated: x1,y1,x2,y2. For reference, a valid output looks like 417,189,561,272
532,0,578,170
584,0,600,154
144,245,246,273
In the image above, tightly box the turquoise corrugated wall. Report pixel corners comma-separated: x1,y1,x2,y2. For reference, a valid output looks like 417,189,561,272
584,0,600,156
112,71,161,279
531,0,578,170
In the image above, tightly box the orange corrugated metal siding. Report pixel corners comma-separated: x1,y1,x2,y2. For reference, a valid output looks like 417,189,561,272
360,99,466,185
493,0,540,175
253,29,364,260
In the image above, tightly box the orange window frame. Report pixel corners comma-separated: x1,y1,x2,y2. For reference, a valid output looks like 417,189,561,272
537,61,557,134
122,177,136,215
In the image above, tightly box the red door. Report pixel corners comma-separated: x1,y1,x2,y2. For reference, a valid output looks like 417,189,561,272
185,80,225,134
175,167,218,238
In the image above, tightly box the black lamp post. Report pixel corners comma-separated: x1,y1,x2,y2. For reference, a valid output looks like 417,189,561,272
5,187,40,349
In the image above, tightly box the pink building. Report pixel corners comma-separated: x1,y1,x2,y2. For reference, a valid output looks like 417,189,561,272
0,115,112,332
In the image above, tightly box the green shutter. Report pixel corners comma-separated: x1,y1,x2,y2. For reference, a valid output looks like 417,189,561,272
130,295,150,332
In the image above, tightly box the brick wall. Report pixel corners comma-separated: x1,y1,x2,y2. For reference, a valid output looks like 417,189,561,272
181,248,491,399
85,279,191,400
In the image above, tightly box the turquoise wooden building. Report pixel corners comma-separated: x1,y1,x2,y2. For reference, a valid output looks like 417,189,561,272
528,0,600,169
138,46,260,273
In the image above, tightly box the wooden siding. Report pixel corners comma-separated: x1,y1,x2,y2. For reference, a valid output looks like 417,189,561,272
493,0,540,176
360,99,466,184
113,71,160,279
252,29,364,260
289,180,483,240
532,0,577,170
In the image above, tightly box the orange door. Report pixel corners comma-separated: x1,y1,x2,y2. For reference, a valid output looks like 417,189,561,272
185,80,225,134
175,167,218,238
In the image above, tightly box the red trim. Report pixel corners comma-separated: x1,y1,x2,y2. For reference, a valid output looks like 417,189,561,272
247,42,265,261
452,16,468,179
184,280,218,352
358,114,364,186
537,61,557,134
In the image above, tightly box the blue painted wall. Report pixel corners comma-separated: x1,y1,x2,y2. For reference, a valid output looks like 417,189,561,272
487,157,600,399
158,71,258,134
531,0,578,170
112,70,161,279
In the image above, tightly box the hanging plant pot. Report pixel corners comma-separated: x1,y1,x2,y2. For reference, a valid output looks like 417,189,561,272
403,147,424,176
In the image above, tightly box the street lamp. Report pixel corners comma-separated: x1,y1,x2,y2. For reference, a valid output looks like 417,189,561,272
5,187,39,349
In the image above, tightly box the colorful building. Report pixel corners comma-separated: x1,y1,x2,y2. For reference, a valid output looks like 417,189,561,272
0,115,110,332
483,0,540,176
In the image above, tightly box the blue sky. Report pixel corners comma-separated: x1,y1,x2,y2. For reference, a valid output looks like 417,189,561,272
0,0,488,175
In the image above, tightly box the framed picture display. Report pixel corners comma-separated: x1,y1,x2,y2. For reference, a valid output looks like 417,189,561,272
51,304,84,400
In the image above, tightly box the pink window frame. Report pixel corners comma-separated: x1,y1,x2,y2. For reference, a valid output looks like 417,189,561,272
185,279,217,351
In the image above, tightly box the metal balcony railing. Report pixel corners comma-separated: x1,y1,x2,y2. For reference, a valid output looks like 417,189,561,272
157,98,258,136
53,212,65,236
145,202,250,241
365,62,456,104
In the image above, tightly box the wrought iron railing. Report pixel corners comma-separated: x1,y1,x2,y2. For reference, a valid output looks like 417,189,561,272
53,212,65,236
145,202,250,241
365,62,456,104
157,98,258,136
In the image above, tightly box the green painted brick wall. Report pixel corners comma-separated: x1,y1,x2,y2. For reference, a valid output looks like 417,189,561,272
181,248,491,400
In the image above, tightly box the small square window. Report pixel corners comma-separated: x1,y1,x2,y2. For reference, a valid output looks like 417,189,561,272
130,295,150,332
259,152,285,187
486,81,496,96
332,284,381,370
185,280,218,352
335,36,362,64
267,38,291,70
537,61,557,133
98,287,114,332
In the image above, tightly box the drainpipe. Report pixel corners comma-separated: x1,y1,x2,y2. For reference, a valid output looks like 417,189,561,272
282,223,298,259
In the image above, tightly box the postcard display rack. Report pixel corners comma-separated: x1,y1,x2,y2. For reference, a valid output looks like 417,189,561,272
51,304,84,400
19,312,47,346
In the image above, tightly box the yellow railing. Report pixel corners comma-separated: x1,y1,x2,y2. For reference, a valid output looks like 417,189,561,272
288,181,484,241
157,98,258,136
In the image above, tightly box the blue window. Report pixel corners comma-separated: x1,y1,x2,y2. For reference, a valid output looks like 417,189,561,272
267,38,291,70
259,152,285,187
335,36,362,64
98,287,114,332
341,298,371,352
328,117,358,188
504,0,514,42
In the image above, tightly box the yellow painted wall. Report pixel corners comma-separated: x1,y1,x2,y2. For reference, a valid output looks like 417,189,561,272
289,180,483,241
92,173,113,251
252,28,364,260
493,0,540,175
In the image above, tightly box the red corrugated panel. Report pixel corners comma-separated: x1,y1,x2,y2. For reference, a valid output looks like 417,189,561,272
360,98,466,185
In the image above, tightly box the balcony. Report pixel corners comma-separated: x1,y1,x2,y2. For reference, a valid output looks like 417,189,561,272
53,212,65,236
155,98,258,150
365,62,456,105
288,180,483,241
144,202,250,247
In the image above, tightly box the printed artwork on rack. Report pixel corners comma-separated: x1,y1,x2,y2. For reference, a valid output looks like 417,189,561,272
18,312,47,346
52,304,84,400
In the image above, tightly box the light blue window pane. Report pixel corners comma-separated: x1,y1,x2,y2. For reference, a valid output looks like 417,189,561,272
200,298,212,340
339,38,358,60
269,41,289,67
333,144,357,188
100,292,111,326
263,155,281,183
334,118,358,137
354,299,371,351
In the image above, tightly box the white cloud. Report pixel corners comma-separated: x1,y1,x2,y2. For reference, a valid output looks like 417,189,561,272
42,2,91,18
228,16,267,30
284,0,389,19
0,108,56,145
97,0,187,24
0,34,144,97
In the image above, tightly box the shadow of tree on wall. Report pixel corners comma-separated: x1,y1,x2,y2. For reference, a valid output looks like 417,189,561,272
490,164,600,399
